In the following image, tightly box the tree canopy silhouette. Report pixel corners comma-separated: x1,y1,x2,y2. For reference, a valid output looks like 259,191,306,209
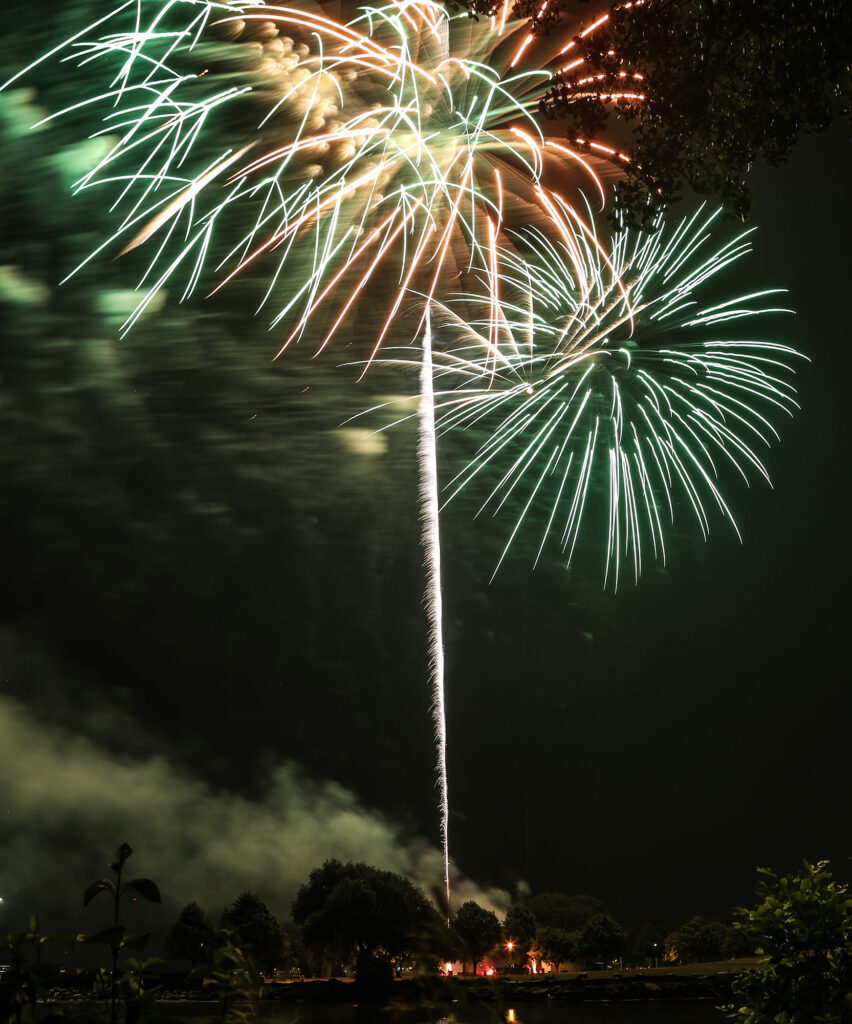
452,0,852,227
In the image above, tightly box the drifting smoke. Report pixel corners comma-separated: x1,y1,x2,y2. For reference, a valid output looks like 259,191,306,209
0,694,509,934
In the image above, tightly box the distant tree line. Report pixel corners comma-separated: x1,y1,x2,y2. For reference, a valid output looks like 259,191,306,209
2,847,848,1024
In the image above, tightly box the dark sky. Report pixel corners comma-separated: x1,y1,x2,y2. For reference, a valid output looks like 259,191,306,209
0,4,849,940
445,123,852,920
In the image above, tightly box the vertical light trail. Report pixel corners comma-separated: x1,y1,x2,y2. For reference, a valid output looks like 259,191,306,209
418,307,450,918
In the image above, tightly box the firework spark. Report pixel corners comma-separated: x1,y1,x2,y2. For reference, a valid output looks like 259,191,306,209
380,204,804,588
417,309,450,913
9,0,627,367
3,0,656,907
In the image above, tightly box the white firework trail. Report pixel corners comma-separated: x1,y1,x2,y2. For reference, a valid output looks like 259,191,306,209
418,307,450,917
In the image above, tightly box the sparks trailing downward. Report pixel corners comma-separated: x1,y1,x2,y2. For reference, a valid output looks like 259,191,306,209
417,310,450,916
8,0,631,366
383,206,805,588
2,0,649,916
9,0,802,908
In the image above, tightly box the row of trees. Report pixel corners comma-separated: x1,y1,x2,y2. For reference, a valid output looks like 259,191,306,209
502,894,626,972
165,896,293,977
181,858,852,1024
0,845,732,1010
288,862,632,978
665,914,753,965
4,849,849,1024
0,852,767,993
164,863,640,980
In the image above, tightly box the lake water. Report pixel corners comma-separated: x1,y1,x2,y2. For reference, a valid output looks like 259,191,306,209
201,1000,727,1024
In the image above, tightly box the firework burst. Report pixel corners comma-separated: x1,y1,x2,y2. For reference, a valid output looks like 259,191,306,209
9,0,629,366
9,0,765,910
381,204,805,588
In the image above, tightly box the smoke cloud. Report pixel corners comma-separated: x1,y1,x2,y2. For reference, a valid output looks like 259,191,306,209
0,695,509,936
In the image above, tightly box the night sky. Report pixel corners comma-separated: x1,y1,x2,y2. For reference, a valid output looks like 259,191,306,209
0,3,849,942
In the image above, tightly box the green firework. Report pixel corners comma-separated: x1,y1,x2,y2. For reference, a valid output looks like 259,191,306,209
5,0,610,362
413,204,805,587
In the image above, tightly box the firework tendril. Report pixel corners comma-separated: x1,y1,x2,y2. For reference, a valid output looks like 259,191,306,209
9,0,632,367
393,205,805,589
4,2,643,903
5,1,804,911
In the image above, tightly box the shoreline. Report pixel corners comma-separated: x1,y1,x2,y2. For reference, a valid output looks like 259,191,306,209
40,965,749,1010
266,972,737,1004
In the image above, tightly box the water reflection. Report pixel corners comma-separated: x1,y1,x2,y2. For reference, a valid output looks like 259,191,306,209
195,998,727,1024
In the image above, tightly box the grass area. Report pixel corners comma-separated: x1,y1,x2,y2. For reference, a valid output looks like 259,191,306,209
493,958,766,981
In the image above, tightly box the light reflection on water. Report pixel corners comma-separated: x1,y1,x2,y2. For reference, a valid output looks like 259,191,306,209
181,999,727,1024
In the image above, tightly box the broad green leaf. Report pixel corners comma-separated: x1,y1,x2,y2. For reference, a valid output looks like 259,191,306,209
123,931,151,952
126,956,163,972
122,878,161,903
83,879,115,906
80,926,125,947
